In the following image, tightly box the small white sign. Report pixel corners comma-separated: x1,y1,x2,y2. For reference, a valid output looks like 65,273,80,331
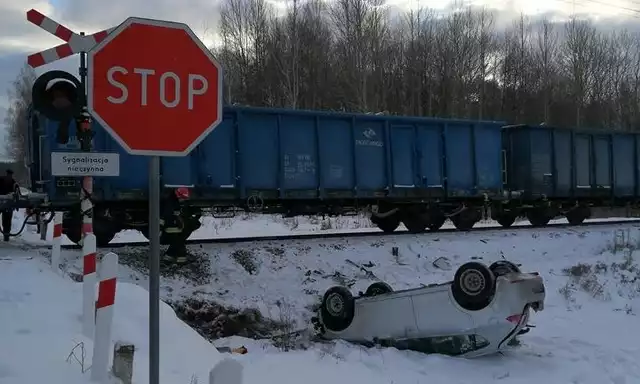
51,152,120,177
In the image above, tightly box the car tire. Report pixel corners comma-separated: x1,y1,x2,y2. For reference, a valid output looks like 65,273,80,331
489,260,521,277
364,282,393,296
451,262,496,311
320,286,355,332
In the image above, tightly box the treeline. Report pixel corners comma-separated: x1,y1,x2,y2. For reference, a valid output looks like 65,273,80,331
3,64,35,182
213,0,640,131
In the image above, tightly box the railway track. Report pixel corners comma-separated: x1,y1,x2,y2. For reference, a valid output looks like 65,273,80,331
50,218,640,250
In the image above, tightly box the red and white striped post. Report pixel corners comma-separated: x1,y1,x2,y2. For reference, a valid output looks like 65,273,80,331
51,212,63,272
81,170,94,243
78,110,98,338
82,233,97,338
91,251,118,383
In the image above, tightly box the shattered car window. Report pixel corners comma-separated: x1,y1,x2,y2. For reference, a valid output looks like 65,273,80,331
384,334,490,356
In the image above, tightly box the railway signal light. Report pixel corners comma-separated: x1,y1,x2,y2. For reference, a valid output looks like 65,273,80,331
32,70,83,121
32,70,84,144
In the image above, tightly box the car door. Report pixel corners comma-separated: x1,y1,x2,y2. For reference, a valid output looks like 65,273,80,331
350,290,420,341
411,284,474,335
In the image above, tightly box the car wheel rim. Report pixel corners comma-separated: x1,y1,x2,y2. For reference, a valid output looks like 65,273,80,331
326,293,344,316
460,269,485,296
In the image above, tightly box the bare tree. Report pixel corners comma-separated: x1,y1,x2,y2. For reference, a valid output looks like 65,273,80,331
561,17,597,127
268,0,303,108
201,4,640,131
329,0,378,111
218,0,273,105
4,64,36,181
533,18,558,124
475,8,495,119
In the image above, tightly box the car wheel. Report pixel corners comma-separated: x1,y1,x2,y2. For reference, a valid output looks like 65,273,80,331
320,286,355,332
364,282,393,297
489,260,521,277
451,262,496,311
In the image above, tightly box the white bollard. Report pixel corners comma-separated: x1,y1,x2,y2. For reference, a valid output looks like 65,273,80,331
82,233,97,338
209,358,243,384
51,212,63,273
91,251,118,384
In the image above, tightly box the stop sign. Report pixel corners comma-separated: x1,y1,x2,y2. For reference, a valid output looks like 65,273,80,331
87,17,223,156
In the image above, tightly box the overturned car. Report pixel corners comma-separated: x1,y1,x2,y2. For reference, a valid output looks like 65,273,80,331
312,261,545,357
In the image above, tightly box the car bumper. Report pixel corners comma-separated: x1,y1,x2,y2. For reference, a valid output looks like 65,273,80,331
498,305,531,350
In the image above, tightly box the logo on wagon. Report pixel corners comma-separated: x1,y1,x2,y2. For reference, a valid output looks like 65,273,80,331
363,128,376,139
356,128,383,148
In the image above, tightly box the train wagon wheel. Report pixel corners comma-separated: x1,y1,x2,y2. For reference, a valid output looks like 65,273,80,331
566,207,590,225
65,225,82,245
451,208,480,231
526,210,551,227
402,213,427,234
496,215,516,228
374,216,400,233
428,212,446,231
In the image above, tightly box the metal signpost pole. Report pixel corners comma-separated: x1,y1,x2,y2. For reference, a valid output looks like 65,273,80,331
149,156,161,384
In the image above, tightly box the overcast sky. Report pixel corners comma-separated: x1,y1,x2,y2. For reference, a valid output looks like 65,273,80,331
0,0,637,160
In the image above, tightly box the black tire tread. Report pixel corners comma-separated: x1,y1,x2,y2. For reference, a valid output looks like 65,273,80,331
451,262,496,311
320,286,355,332
364,282,393,296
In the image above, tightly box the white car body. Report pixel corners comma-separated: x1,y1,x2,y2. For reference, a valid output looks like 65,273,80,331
314,261,545,357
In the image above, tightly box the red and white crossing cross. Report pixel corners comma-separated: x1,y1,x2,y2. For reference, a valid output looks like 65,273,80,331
25,9,115,68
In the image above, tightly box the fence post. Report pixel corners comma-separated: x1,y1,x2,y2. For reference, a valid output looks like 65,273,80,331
82,233,97,338
91,251,118,383
51,212,63,272
112,342,135,384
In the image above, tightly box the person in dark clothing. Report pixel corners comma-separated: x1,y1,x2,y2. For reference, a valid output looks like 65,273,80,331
0,169,18,241
161,188,190,264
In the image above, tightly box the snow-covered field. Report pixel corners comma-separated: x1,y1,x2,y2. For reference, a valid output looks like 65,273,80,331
2,210,640,383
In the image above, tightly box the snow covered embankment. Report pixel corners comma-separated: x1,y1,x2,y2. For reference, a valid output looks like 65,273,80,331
6,215,640,384
0,257,226,384
110,224,640,383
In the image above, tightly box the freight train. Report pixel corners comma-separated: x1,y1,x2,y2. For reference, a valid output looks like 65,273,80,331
12,73,640,249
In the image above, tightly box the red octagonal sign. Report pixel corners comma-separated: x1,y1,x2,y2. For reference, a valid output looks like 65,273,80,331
87,17,223,156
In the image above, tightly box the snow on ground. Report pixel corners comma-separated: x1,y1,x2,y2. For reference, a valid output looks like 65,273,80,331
103,223,640,324
42,221,640,383
3,211,640,383
0,256,225,384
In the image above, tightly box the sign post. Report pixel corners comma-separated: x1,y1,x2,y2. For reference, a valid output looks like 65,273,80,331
87,17,223,384
148,155,161,384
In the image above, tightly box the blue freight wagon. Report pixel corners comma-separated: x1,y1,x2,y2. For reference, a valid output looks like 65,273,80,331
26,105,506,245
500,124,639,227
